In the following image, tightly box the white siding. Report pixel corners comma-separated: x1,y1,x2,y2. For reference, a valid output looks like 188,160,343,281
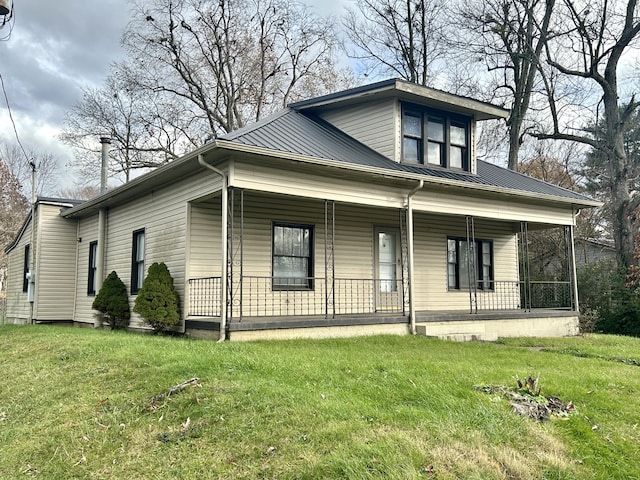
232,161,576,226
412,213,518,311
188,199,222,278
74,215,99,324
5,218,33,323
318,99,397,160
98,171,223,328
185,193,521,317
33,205,78,321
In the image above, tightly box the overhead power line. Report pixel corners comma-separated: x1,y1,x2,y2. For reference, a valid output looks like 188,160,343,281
0,70,33,169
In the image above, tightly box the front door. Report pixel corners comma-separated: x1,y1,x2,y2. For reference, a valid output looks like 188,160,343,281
375,227,401,311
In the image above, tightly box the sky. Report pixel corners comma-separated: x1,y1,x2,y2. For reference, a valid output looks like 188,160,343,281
0,0,349,193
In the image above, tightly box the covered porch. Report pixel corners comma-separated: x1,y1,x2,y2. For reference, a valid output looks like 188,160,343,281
183,188,579,339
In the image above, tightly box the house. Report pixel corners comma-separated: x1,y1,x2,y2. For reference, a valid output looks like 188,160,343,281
3,79,601,341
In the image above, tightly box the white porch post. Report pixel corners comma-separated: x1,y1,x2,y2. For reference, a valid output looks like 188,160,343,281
406,180,424,334
569,222,580,314
198,155,228,341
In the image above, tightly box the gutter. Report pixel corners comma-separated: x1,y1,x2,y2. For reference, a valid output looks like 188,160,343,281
197,154,228,342
406,180,424,335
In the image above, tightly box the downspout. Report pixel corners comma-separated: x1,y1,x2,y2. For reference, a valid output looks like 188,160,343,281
95,209,107,328
406,180,424,335
198,154,228,342
28,163,36,324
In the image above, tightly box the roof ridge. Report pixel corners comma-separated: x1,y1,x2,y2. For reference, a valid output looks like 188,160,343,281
220,108,295,141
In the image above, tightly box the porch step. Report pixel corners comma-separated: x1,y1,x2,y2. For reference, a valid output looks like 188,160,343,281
415,324,498,342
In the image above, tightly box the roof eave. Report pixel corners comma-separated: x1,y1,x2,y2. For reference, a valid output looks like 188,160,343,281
62,141,219,218
290,79,509,121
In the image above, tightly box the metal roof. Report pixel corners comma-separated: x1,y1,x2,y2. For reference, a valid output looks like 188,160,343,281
221,108,594,203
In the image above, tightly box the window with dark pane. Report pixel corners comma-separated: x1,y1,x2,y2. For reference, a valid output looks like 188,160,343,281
88,241,98,295
131,229,145,294
400,103,470,170
402,111,422,163
447,237,493,290
273,223,313,289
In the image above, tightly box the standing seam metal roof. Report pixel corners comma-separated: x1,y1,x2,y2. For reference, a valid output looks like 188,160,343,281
221,108,594,203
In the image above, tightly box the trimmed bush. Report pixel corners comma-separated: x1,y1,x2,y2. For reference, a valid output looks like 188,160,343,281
133,262,181,333
92,271,130,329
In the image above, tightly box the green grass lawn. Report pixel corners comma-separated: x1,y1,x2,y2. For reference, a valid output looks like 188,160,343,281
0,326,639,479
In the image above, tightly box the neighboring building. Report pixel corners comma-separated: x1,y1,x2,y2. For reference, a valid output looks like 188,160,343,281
3,79,600,341
575,238,616,268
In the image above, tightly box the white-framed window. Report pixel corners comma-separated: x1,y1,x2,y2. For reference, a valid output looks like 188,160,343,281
447,237,493,290
88,241,98,295
402,104,470,171
272,223,313,290
131,229,145,294
22,244,30,293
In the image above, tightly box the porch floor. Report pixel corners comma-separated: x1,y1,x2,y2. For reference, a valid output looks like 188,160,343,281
185,308,575,333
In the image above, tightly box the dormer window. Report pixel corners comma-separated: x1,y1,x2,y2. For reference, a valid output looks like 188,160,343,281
402,105,470,171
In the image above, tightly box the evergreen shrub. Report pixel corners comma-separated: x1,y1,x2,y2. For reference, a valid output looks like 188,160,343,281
92,271,130,329
133,262,181,333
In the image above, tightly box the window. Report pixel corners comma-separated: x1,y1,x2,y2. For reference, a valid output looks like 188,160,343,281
402,105,470,170
272,223,313,289
22,244,30,293
447,237,493,290
88,241,98,295
131,229,145,294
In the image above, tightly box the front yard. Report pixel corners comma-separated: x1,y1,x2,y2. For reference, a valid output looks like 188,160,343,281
0,326,638,479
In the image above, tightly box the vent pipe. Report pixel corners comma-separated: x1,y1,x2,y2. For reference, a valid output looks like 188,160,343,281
99,137,111,195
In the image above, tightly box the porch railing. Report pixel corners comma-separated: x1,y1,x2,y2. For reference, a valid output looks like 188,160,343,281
187,276,404,318
187,277,572,318
187,277,222,317
475,280,572,311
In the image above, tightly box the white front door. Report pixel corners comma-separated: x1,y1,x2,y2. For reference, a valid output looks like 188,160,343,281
375,228,401,311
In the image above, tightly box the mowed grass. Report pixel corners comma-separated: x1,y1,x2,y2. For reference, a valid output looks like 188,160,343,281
0,327,639,479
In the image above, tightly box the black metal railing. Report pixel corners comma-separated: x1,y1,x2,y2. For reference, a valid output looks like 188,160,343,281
528,281,572,309
187,277,222,317
187,276,405,318
334,278,404,315
187,277,572,318
474,280,572,311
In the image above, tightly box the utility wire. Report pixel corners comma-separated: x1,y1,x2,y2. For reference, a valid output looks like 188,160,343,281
0,70,33,168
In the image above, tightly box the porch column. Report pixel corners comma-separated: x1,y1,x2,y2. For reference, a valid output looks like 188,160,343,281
324,200,335,319
227,187,244,324
569,223,580,313
406,180,424,334
197,154,228,340
399,209,409,316
519,221,532,311
466,216,478,314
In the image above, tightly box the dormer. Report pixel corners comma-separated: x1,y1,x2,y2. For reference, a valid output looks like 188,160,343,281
290,79,508,175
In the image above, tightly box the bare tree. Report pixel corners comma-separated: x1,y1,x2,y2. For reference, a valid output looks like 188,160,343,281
532,0,640,268
0,158,29,295
124,0,342,135
60,66,188,183
0,142,59,197
343,0,448,85
459,0,555,171
56,185,102,201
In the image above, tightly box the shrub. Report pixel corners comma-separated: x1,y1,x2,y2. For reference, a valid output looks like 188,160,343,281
133,262,181,333
577,260,640,337
92,271,130,329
